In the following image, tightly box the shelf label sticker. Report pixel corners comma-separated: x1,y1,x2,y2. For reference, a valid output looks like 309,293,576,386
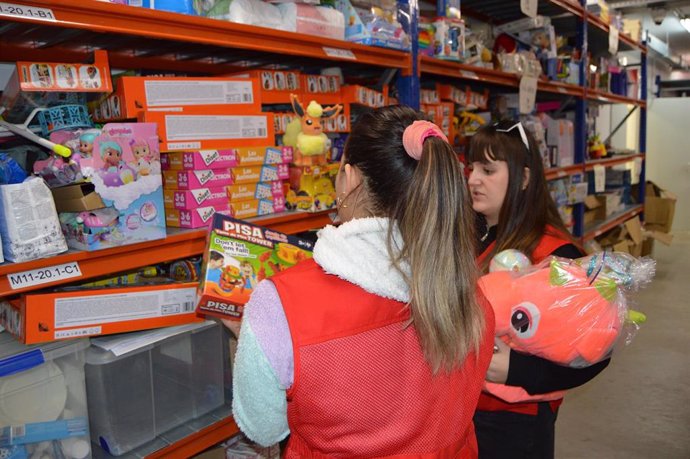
593,164,606,193
145,80,254,107
0,2,56,21
460,70,479,80
609,27,619,55
55,326,102,340
7,262,82,290
520,0,538,18
323,47,356,60
519,76,538,114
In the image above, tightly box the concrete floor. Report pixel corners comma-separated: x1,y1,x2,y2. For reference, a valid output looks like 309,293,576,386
555,231,690,459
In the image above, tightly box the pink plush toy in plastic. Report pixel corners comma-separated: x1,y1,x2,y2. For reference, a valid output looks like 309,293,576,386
479,256,628,403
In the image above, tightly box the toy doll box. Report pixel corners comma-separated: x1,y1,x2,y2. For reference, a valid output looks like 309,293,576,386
57,123,166,251
0,282,202,344
166,196,286,228
196,214,314,320
139,109,274,151
92,76,259,122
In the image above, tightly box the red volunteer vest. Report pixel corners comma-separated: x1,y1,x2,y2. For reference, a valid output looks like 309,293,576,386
272,259,495,458
476,228,571,415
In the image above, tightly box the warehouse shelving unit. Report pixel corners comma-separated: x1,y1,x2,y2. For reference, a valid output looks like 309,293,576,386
0,0,648,455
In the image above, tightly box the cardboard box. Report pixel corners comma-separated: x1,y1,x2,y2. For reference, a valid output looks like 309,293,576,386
645,181,676,233
163,164,288,190
230,69,302,104
1,50,112,123
139,109,274,151
51,182,105,212
164,182,285,209
0,283,202,344
92,76,260,122
165,197,286,228
161,146,293,170
53,123,167,251
196,214,314,320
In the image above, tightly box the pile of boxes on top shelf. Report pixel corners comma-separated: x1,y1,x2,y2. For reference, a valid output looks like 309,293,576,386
103,0,410,51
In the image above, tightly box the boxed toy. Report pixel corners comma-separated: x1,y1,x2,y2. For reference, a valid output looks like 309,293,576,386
161,146,293,170
230,69,302,104
286,163,339,212
139,109,274,151
163,164,288,190
0,50,112,124
53,123,166,251
0,282,201,344
196,214,314,320
164,181,284,209
335,0,410,50
92,76,259,122
165,197,286,228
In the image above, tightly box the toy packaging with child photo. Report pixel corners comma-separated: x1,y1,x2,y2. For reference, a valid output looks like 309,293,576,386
196,214,314,320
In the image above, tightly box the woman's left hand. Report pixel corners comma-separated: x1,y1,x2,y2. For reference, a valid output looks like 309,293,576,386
486,338,511,384
221,318,242,339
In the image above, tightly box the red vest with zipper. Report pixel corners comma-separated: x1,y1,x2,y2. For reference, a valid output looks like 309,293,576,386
272,258,495,458
475,229,571,415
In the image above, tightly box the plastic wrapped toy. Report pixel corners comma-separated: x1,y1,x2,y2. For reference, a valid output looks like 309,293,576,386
479,250,653,403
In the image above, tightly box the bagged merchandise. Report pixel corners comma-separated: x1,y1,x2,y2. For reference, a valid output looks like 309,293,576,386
278,3,345,40
479,250,654,403
0,177,67,262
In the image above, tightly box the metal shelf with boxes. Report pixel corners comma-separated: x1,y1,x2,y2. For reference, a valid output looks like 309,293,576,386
0,1,416,458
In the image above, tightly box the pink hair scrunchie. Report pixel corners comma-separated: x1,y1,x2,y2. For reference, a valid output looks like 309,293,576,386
402,120,449,160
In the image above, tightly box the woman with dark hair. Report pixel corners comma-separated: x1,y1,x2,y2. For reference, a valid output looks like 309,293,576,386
467,120,610,459
228,106,495,457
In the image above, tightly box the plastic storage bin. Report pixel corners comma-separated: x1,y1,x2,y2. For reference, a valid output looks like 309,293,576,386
0,333,92,459
84,321,225,456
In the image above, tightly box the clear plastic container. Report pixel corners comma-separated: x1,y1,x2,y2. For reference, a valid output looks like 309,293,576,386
85,321,225,456
0,333,92,459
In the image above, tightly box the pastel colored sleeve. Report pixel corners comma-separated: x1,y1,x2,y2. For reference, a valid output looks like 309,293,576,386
232,280,293,446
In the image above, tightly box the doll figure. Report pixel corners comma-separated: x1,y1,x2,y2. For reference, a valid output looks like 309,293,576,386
131,140,152,177
99,141,135,186
79,132,97,159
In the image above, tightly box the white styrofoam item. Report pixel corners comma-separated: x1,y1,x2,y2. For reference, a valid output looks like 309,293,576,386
0,176,67,262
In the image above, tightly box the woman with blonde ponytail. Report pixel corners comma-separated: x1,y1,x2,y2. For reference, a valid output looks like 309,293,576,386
228,105,494,458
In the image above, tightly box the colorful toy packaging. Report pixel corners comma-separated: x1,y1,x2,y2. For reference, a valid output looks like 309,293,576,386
54,123,166,251
196,214,314,320
479,250,654,403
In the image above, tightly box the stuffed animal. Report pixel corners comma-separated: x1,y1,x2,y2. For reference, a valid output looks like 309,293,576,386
479,251,653,403
283,94,342,166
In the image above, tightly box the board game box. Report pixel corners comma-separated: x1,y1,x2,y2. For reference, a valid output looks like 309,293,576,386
196,214,314,320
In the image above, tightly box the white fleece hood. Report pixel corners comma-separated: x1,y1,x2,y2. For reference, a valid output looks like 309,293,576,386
313,217,410,303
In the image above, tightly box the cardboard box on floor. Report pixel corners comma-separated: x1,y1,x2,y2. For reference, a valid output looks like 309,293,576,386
645,180,677,233
596,216,673,257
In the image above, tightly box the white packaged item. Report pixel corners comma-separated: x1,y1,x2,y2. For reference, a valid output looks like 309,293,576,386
278,3,345,40
0,177,67,262
229,0,285,29
0,333,91,459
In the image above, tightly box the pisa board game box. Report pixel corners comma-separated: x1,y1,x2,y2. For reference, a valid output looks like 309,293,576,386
196,214,314,320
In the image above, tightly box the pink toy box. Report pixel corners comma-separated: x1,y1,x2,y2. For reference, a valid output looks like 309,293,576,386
161,146,293,170
164,181,284,209
166,197,286,228
163,164,289,190
52,123,166,251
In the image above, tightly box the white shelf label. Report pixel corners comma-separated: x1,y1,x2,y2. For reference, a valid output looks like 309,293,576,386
323,47,356,60
609,27,619,55
519,76,538,114
55,326,102,340
593,164,606,193
0,2,56,21
521,0,538,18
7,262,82,290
